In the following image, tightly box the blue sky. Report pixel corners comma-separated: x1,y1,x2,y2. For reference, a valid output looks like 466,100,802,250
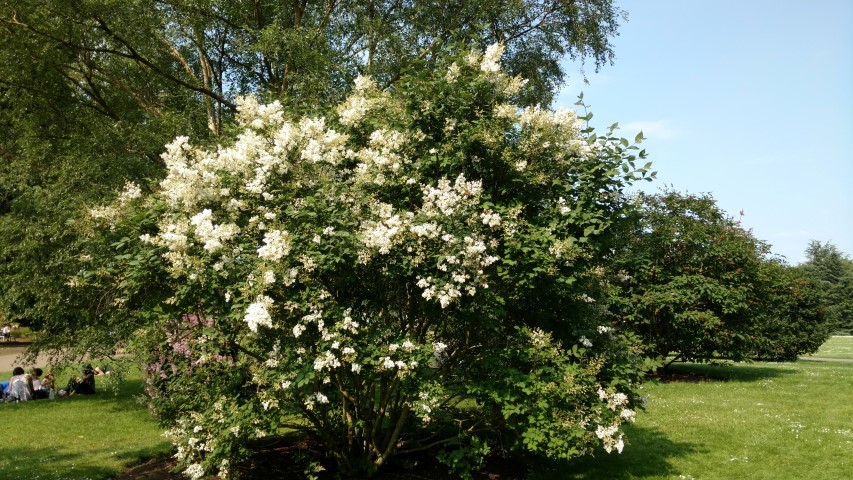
554,0,853,264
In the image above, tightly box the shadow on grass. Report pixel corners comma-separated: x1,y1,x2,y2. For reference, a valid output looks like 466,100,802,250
658,361,797,383
529,425,703,480
0,444,167,480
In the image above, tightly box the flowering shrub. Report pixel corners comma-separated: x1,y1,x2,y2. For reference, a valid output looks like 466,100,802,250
103,45,654,478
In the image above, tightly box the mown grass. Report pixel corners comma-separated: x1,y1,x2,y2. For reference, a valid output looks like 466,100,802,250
540,360,853,480
805,335,853,359
2,338,851,479
0,369,171,480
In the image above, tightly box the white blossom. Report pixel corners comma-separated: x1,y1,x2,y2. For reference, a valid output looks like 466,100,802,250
183,463,205,480
244,295,274,332
481,43,504,73
293,324,306,338
257,229,291,261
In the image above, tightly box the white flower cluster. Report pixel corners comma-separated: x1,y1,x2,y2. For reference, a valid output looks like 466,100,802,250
244,295,274,332
595,424,625,454
235,95,285,129
190,209,239,253
304,392,329,411
357,172,500,306
414,390,442,424
257,229,291,262
598,387,630,410
313,350,342,372
337,75,388,126
118,181,143,203
353,128,410,185
516,106,586,158
152,95,351,272
480,43,504,73
89,181,143,224
594,386,635,453
360,203,406,255
182,463,205,480
420,174,482,217
298,117,349,165
416,233,498,308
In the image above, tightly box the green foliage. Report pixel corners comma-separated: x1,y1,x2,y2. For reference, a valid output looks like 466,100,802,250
0,0,628,368
606,190,832,365
796,241,853,333
91,47,654,477
749,259,833,361
609,190,771,364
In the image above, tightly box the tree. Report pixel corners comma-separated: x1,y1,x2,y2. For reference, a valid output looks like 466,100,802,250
87,46,654,477
749,259,832,361
796,241,853,333
0,0,629,360
609,190,837,365
609,190,773,365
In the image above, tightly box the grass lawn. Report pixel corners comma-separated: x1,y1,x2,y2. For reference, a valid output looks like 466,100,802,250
804,335,853,359
0,369,171,480
1,337,851,479
542,360,853,480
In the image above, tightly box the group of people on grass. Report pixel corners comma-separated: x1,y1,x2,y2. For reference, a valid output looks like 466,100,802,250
1,364,104,402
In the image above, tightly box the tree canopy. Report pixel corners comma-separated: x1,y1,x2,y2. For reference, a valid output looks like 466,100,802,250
0,0,627,357
796,240,853,333
608,190,833,365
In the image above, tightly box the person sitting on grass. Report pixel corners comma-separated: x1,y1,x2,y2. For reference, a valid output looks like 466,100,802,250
40,369,56,393
5,366,34,402
30,367,51,400
60,365,96,396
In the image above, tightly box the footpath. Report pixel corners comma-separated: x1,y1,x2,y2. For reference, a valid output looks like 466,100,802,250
0,342,51,372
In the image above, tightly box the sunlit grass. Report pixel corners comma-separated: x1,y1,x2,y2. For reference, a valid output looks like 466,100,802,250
805,335,853,359
538,360,853,480
2,338,852,479
0,368,171,480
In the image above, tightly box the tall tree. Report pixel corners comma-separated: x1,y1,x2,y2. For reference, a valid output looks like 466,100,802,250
609,191,836,365
749,258,831,361
797,241,853,332
609,190,771,365
0,0,628,357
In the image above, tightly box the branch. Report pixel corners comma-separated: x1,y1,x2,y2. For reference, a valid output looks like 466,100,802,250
396,427,490,455
88,13,236,110
374,403,410,468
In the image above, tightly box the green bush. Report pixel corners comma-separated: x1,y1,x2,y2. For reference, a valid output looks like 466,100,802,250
90,45,654,478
